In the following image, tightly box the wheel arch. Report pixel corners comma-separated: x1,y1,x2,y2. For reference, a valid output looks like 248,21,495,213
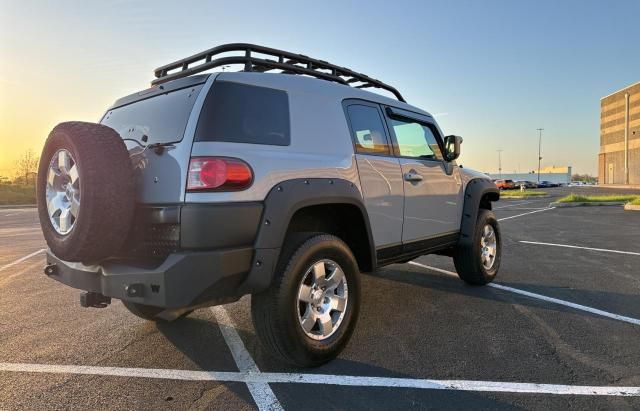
239,178,375,294
459,178,500,247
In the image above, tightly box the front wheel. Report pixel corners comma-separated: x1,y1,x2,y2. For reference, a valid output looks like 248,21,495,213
251,234,361,367
453,209,501,285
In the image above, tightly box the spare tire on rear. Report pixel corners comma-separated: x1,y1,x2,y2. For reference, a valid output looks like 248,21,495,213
37,121,135,263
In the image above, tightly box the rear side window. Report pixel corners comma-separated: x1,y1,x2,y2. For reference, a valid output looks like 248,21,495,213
195,81,290,145
345,104,390,155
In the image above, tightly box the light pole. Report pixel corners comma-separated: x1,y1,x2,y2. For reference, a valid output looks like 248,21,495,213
536,128,544,183
497,149,503,179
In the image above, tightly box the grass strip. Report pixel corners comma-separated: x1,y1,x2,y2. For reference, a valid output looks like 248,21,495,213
557,193,640,203
0,185,36,205
500,190,548,198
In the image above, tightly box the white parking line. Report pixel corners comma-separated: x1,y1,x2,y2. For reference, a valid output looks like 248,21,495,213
498,207,555,221
0,259,45,286
494,200,532,209
408,262,640,327
210,306,283,411
1,362,638,396
0,249,46,273
503,207,553,211
519,241,640,256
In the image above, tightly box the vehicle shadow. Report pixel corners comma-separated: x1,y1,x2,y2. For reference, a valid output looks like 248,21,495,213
377,264,639,323
156,316,520,410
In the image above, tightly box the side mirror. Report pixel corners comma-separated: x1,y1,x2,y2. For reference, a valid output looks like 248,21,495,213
444,135,463,161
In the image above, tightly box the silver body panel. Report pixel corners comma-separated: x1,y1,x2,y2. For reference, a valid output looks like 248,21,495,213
399,159,463,241
354,154,404,247
103,70,491,249
102,74,216,204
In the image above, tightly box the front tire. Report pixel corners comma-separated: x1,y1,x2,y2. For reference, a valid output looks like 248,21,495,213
251,234,361,367
453,209,501,285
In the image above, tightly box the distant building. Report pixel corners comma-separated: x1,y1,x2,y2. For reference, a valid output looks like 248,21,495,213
599,81,640,185
488,166,572,185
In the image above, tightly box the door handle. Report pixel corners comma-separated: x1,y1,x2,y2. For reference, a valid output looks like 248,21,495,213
404,170,423,182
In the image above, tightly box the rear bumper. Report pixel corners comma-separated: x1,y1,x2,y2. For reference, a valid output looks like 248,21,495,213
45,247,254,308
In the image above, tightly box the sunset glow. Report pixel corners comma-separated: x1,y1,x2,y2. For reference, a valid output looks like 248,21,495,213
1,0,639,178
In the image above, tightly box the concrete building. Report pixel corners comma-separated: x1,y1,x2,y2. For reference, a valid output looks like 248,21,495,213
599,81,640,185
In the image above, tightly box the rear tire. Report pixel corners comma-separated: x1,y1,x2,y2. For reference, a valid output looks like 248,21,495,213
453,209,501,285
251,234,361,367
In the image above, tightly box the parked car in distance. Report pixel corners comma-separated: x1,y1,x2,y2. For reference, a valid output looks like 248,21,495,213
537,180,558,188
514,180,537,189
495,179,515,190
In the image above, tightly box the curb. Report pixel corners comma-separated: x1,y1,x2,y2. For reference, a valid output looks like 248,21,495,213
624,204,640,211
501,195,551,199
0,204,37,209
550,201,625,208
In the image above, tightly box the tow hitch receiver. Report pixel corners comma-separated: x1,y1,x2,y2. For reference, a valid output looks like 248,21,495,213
80,292,111,308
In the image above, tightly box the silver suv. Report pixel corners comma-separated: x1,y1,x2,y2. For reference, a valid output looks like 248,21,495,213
38,44,501,367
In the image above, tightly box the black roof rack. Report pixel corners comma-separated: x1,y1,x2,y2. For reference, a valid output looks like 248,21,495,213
152,43,406,102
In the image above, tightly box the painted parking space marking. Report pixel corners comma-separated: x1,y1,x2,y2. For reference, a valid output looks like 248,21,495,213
0,248,46,273
520,241,640,256
494,201,533,209
1,362,638,396
210,306,283,411
501,207,554,211
0,227,42,237
0,259,45,286
498,207,555,221
408,262,640,327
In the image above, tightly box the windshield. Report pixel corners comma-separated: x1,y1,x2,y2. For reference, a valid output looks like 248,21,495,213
101,84,204,145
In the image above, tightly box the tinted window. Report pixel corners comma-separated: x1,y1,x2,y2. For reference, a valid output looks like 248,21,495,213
102,85,204,145
195,81,290,145
346,105,390,155
389,118,443,160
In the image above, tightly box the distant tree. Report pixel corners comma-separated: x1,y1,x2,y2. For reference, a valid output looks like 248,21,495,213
15,149,39,186
571,173,597,183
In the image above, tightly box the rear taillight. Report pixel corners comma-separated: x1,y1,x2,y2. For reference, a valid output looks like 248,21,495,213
187,157,253,192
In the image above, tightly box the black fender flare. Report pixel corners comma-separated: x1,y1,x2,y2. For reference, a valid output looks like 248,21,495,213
238,178,375,294
459,178,500,247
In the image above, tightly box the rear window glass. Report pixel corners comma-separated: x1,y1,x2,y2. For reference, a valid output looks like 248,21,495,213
102,85,203,145
195,81,290,146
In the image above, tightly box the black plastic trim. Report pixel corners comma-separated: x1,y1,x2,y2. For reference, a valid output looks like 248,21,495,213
459,178,500,247
180,203,263,249
239,178,375,293
376,231,459,266
46,248,253,308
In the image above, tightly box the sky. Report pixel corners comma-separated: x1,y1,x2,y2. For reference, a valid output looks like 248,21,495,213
1,0,639,177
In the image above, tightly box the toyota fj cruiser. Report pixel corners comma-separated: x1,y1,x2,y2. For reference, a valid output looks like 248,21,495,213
38,44,500,367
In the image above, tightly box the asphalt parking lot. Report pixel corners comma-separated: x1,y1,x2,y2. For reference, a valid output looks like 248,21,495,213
1,186,639,410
